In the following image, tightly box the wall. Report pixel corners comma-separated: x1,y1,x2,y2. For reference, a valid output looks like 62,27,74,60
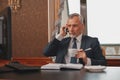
12,0,48,57
0,0,7,10
0,0,48,58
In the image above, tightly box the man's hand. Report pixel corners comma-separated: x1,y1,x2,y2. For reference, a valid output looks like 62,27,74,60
75,49,87,64
59,26,67,37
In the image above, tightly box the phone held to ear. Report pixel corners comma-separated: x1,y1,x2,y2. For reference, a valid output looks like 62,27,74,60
64,28,69,34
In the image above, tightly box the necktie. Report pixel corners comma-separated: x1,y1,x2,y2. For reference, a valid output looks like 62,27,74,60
72,38,77,49
70,38,84,65
72,38,84,65
70,38,77,63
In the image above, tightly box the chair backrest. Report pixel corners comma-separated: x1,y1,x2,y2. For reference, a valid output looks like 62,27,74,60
101,47,106,57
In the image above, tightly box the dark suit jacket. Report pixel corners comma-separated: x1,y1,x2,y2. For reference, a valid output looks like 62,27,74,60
43,35,106,65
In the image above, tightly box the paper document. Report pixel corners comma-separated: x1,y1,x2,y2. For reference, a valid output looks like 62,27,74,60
41,63,83,70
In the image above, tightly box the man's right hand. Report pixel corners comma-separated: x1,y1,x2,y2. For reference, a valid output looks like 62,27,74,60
59,26,67,37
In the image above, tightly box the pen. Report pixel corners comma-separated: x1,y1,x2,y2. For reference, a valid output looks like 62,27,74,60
84,48,92,52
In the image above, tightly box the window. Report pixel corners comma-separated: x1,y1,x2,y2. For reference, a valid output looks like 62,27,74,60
87,0,120,45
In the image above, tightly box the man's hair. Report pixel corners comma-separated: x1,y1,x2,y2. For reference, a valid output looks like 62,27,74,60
68,13,83,24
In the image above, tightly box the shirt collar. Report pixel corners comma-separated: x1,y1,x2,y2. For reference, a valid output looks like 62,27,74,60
71,34,82,42
76,34,82,42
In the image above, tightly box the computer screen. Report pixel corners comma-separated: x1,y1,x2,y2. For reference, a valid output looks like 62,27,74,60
0,7,12,60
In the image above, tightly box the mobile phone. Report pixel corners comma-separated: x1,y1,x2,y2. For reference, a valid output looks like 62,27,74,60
64,28,69,34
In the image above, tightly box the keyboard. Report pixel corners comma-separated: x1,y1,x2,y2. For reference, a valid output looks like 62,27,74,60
5,62,40,72
0,66,15,73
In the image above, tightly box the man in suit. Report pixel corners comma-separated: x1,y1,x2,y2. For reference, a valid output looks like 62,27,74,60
43,13,106,65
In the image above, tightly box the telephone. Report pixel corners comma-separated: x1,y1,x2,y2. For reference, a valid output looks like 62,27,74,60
64,28,69,34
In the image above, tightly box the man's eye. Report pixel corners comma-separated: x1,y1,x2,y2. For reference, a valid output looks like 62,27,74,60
67,24,78,27
67,25,71,27
73,25,78,27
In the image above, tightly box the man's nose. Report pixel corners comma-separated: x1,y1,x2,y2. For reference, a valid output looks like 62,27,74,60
69,26,74,30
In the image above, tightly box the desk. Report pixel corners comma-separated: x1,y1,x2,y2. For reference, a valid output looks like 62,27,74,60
1,57,120,66
0,67,120,80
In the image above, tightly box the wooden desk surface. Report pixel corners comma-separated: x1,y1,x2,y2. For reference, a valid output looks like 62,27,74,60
0,57,53,67
0,67,120,80
1,57,120,66
0,57,120,80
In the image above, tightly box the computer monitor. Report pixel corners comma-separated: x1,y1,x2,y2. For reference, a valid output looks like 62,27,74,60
0,7,12,60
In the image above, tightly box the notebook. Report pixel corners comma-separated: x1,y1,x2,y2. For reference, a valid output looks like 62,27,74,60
41,63,83,70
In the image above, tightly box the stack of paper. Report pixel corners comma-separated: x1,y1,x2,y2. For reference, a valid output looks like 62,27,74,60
41,63,83,70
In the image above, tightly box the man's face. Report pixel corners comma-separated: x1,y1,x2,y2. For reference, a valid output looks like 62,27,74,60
66,16,84,37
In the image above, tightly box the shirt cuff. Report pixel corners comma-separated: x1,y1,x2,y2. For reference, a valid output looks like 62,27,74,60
55,34,64,41
86,58,91,66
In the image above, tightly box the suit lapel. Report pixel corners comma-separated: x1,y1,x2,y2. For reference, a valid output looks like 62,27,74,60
80,35,86,49
64,36,86,49
63,37,71,54
62,37,71,63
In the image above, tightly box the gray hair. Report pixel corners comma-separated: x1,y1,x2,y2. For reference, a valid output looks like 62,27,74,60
68,13,83,24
